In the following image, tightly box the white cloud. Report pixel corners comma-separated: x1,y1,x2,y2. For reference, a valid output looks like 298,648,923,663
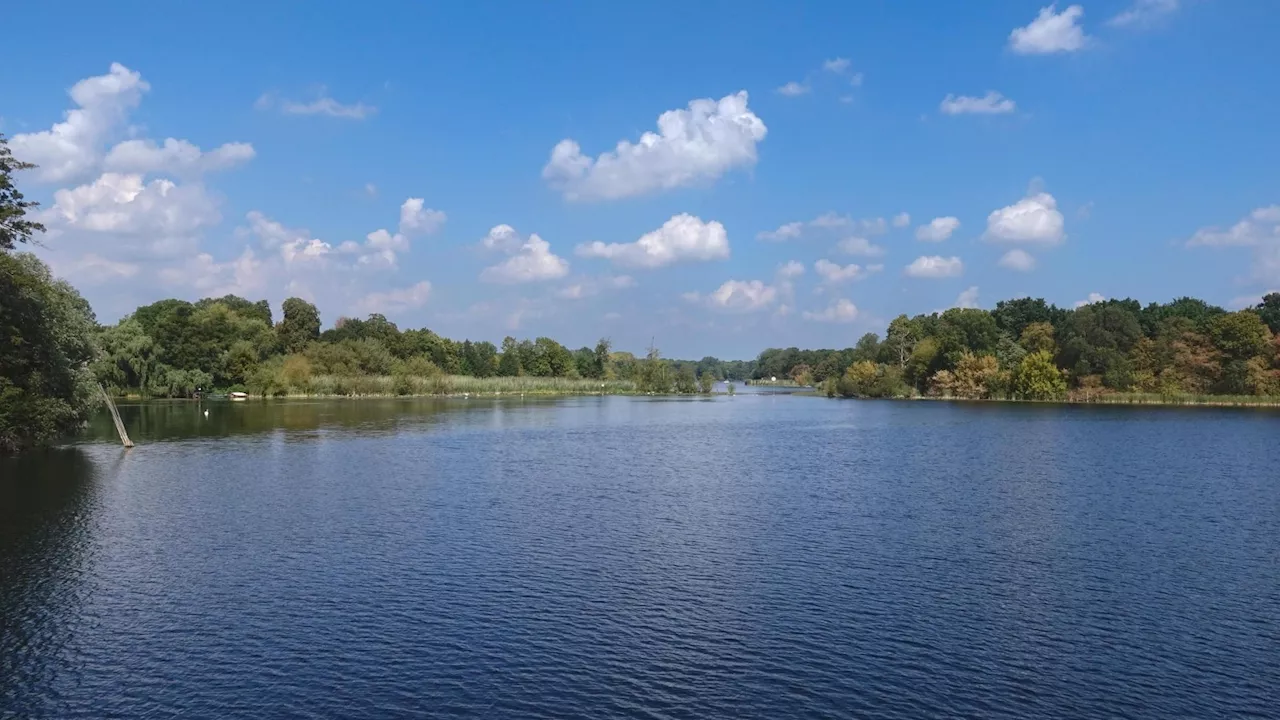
257,90,376,119
103,138,255,176
1185,206,1280,286
916,216,961,242
159,249,268,298
838,237,886,257
777,260,806,279
984,192,1066,245
365,183,378,197
892,212,911,228
575,213,729,268
480,224,524,252
811,212,853,229
953,286,981,309
1009,4,1089,54
1075,292,1107,308
803,298,859,323
777,81,810,97
44,172,220,253
555,274,636,300
998,249,1037,271
762,212,888,242
940,91,1016,115
360,228,410,267
705,279,778,313
823,57,851,73
542,91,767,201
354,281,432,315
398,198,446,236
11,63,149,183
481,232,570,284
1186,206,1280,247
1108,0,1178,28
905,255,964,278
814,259,877,284
757,221,805,241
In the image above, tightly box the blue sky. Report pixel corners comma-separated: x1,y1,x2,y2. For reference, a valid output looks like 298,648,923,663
5,1,1279,358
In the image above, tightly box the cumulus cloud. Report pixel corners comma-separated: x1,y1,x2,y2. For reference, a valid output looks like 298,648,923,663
953,286,981,310
1108,0,1178,28
1009,4,1089,54
481,230,570,284
10,63,149,183
705,279,778,313
576,213,729,268
1185,205,1280,286
916,216,960,242
777,81,810,97
757,221,805,241
1075,292,1107,308
892,212,911,228
838,237,886,257
1186,206,1280,247
103,138,255,176
803,298,858,323
814,259,878,284
542,91,767,201
12,63,254,187
905,255,964,278
940,91,1016,115
398,198,446,236
998,248,1037,271
158,249,269,299
354,281,432,315
777,260,806,279
256,90,376,119
984,192,1066,245
43,172,220,255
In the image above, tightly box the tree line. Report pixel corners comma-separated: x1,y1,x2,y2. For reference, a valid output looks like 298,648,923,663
750,295,1280,401
92,293,725,397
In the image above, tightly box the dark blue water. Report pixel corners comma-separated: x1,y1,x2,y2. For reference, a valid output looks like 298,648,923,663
3,396,1279,718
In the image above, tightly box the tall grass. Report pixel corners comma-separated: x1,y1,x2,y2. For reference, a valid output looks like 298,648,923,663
276,374,636,397
1078,392,1280,407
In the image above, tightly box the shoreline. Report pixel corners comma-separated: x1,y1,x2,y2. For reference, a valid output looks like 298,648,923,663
811,392,1280,409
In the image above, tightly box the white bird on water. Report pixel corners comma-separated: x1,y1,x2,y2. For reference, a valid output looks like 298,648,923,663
203,409,209,418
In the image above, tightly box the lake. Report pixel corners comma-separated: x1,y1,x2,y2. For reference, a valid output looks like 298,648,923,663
2,394,1278,719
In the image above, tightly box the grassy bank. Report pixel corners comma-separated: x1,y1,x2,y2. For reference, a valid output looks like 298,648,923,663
827,391,1280,408
267,374,638,397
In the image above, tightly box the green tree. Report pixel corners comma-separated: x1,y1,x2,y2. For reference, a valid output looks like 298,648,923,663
674,364,698,393
498,336,521,376
1,253,100,452
1256,293,1280,335
697,370,715,394
1014,350,1067,400
278,297,321,353
1019,322,1057,355
593,338,612,379
851,333,881,363
0,134,45,251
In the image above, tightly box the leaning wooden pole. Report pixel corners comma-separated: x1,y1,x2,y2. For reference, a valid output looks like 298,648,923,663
98,384,134,448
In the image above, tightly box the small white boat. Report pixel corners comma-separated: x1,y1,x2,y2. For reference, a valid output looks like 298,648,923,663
229,391,248,401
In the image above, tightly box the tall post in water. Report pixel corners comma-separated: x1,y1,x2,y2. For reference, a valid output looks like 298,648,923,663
98,384,134,448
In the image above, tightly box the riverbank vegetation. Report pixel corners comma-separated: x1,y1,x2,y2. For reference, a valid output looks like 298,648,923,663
748,296,1280,404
